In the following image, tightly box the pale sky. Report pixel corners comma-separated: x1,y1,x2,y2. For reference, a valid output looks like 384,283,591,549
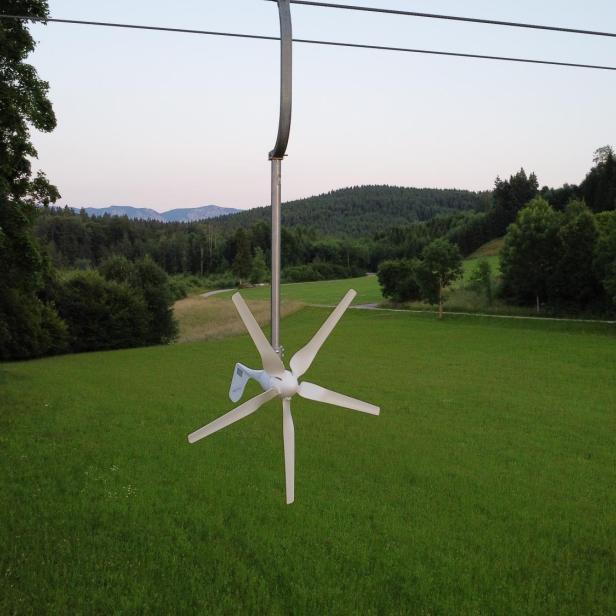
28,0,616,211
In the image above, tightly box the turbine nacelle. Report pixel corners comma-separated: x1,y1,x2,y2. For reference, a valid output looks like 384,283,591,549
230,363,299,401
188,289,380,504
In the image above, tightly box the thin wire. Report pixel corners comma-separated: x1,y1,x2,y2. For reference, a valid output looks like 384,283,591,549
268,0,616,39
294,37,615,71
0,15,280,43
1,15,615,71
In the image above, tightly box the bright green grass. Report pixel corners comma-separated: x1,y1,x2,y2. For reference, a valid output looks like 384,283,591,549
460,254,501,284
221,274,384,305
217,255,500,307
2,310,615,614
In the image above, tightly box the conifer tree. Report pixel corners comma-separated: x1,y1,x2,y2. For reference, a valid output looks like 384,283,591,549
232,228,252,284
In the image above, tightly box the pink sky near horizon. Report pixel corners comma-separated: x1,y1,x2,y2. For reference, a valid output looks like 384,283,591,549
28,0,616,211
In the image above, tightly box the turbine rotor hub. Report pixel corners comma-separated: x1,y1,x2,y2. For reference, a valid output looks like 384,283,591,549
273,370,299,399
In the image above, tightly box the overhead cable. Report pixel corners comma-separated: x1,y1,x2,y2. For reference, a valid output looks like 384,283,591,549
267,0,616,39
1,15,615,72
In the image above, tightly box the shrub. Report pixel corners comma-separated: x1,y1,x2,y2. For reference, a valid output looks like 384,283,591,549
0,288,69,360
377,259,421,302
282,263,362,283
131,257,178,344
99,255,134,284
56,271,149,352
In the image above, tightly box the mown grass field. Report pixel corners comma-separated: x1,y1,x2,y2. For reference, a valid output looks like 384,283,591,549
216,251,502,310
1,306,615,614
219,275,383,305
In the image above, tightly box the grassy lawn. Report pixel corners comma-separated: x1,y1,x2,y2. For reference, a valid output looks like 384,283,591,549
219,274,384,305
1,308,615,614
212,249,501,309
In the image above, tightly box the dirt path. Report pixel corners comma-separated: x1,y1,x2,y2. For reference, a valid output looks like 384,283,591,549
198,291,615,326
349,304,616,325
200,288,235,299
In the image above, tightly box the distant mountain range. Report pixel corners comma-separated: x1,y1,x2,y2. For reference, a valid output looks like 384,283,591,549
72,204,241,223
70,185,489,236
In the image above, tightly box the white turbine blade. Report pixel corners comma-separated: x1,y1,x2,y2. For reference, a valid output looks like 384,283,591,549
298,382,380,416
282,398,295,505
290,289,357,378
232,293,285,377
188,388,278,444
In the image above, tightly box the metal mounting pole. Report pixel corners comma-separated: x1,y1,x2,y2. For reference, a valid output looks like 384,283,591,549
271,158,282,352
269,0,292,355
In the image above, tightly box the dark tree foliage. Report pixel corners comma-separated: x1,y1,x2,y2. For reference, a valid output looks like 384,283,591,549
97,255,178,344
232,228,252,283
416,239,463,318
540,184,580,211
211,185,487,238
377,259,421,303
551,201,600,306
580,146,616,213
0,1,56,199
98,254,134,284
250,247,268,284
282,262,364,284
500,197,562,308
489,169,539,238
594,211,616,304
0,1,66,360
54,256,178,351
35,206,375,280
132,257,178,344
55,271,149,352
501,198,615,312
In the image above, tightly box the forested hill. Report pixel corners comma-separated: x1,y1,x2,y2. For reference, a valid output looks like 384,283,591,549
212,185,489,237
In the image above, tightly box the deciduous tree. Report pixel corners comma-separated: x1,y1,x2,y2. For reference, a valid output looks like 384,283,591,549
416,239,463,319
500,197,562,310
0,1,65,359
250,247,269,284
551,200,599,306
468,259,494,305
377,259,421,303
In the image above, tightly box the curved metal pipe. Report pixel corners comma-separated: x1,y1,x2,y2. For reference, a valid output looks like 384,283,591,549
269,0,292,161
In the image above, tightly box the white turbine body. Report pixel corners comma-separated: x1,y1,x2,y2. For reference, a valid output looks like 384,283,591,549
187,289,380,504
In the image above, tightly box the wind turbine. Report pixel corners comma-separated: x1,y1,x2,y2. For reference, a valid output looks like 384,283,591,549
188,290,379,504
187,0,380,504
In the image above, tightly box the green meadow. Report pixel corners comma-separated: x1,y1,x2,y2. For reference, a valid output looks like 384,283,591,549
219,274,384,305
1,305,615,614
460,254,501,285
219,249,504,309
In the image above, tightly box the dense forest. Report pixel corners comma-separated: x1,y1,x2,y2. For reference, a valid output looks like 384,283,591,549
35,151,615,286
208,185,490,237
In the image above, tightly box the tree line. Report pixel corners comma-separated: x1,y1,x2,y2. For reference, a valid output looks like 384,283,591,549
376,150,616,315
0,2,177,360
